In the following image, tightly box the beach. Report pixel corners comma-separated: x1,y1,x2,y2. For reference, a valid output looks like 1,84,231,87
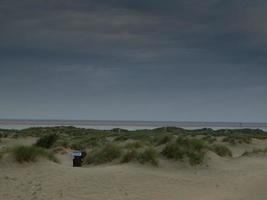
1,119,267,131
1,127,267,200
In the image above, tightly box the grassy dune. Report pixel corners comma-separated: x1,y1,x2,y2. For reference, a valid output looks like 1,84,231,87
1,126,267,166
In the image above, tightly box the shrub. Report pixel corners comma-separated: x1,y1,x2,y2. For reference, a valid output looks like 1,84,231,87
222,135,252,145
114,135,130,141
12,146,59,163
125,141,143,149
56,140,70,148
70,137,107,150
155,135,173,146
162,137,206,165
121,149,138,163
86,136,107,148
211,144,232,157
36,134,59,148
84,144,122,164
202,136,217,144
188,152,205,165
137,148,158,166
70,142,86,150
162,142,184,160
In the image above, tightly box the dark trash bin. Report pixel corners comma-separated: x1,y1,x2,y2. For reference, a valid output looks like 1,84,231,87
72,151,84,167
73,156,82,167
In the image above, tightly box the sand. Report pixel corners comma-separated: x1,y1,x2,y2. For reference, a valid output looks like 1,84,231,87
1,138,267,200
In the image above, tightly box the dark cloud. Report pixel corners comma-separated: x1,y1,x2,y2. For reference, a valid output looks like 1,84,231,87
0,0,267,121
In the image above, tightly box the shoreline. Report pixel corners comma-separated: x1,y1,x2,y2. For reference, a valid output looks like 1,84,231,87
0,120,267,131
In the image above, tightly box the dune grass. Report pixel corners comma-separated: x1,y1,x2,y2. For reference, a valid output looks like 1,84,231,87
137,147,158,166
121,149,138,163
155,134,173,146
242,147,267,156
84,144,122,164
211,144,232,157
12,145,59,163
162,137,206,165
2,126,267,167
36,134,59,148
222,135,252,145
84,144,158,166
125,141,144,149
202,135,217,144
121,147,159,166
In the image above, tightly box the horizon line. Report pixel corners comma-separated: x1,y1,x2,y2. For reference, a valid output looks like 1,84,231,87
0,118,267,125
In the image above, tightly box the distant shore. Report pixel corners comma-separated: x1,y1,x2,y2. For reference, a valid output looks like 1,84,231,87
0,119,267,130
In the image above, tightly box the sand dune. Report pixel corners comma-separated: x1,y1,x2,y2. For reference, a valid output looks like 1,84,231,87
2,135,267,200
1,150,267,200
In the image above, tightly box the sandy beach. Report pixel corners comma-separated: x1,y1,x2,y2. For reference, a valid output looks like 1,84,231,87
1,131,267,200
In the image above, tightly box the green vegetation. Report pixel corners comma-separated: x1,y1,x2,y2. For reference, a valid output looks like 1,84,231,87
2,126,267,166
137,148,158,166
84,144,122,164
12,145,59,163
162,137,206,165
3,126,267,142
242,147,267,156
211,144,232,157
121,148,158,166
155,134,173,146
70,136,108,150
121,149,138,163
222,135,252,145
36,134,59,148
125,141,144,149
202,135,217,144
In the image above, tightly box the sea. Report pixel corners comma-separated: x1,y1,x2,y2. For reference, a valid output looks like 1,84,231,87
0,119,267,131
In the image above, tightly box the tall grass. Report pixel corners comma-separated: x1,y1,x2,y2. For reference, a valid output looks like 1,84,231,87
155,135,173,146
222,135,252,145
211,144,232,157
36,134,59,148
137,148,158,166
125,141,143,149
242,147,267,156
202,135,217,144
12,146,59,163
84,144,122,164
162,137,206,165
121,149,138,163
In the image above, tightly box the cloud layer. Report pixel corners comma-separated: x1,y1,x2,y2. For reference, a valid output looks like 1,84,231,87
0,0,267,122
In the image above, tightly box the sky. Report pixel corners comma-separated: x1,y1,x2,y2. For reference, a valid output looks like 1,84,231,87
0,0,267,122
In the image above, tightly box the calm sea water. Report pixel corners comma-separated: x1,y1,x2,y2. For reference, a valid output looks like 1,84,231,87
0,120,267,131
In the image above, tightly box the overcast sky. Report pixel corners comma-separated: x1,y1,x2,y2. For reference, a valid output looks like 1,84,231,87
0,0,267,122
